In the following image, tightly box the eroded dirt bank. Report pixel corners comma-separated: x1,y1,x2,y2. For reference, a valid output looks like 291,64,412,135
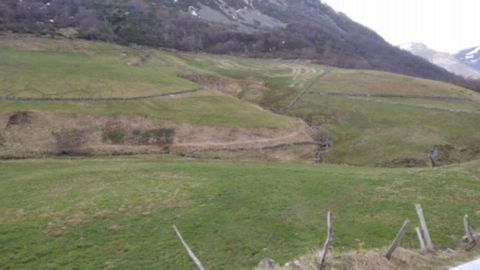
0,111,315,160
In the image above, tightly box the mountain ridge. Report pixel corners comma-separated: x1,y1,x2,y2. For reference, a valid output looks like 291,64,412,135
398,42,480,80
456,46,480,70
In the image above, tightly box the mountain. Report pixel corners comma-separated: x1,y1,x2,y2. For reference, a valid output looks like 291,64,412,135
398,43,480,80
0,0,478,90
456,46,480,70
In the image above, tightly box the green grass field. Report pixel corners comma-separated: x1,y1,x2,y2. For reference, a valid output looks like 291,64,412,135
1,35,480,270
176,53,480,167
0,36,298,129
310,69,480,101
290,95,480,166
0,90,294,129
181,52,329,108
2,36,480,164
0,47,197,98
1,157,479,269
278,68,480,166
2,35,480,164
183,53,325,88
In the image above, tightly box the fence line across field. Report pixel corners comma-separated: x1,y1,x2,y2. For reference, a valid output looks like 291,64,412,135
0,88,204,103
173,203,478,269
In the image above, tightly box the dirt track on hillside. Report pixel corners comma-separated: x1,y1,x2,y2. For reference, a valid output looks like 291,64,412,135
287,69,331,109
308,92,479,103
0,112,315,159
308,92,480,115
172,125,313,152
0,88,204,102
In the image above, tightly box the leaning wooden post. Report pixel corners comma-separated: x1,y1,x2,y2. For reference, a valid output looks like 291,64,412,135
385,219,411,259
173,225,206,270
415,204,434,252
464,215,477,251
415,227,426,251
317,211,334,269
464,215,475,242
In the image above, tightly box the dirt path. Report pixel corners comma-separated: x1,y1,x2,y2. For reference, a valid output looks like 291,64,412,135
308,92,480,103
0,88,204,102
309,92,480,115
287,69,331,109
367,98,480,115
174,129,313,150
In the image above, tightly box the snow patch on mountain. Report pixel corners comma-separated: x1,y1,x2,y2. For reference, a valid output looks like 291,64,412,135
188,6,199,16
466,46,480,57
399,42,429,52
455,46,480,70
399,43,480,79
191,0,285,31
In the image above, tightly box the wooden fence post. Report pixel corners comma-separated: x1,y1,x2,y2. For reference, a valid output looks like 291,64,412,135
385,219,411,259
464,215,477,251
173,225,206,270
415,227,426,251
317,211,334,269
415,204,434,252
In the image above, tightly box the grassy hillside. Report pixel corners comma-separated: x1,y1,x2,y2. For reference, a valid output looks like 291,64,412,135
0,39,197,98
286,69,480,166
179,53,480,166
0,36,310,159
0,36,296,129
290,95,480,166
1,156,479,269
2,35,480,165
184,53,325,88
311,69,480,100
1,35,480,270
181,52,328,107
0,90,294,129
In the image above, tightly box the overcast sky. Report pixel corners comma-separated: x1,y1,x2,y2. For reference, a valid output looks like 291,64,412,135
323,0,480,53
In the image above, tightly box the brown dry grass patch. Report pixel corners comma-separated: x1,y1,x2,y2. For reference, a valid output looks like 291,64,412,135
261,247,480,270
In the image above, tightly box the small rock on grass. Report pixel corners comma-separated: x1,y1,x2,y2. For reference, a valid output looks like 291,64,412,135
259,258,277,269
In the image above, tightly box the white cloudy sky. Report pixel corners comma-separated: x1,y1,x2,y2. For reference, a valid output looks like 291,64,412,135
323,0,480,53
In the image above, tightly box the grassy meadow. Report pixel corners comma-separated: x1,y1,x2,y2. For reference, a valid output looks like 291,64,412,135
181,52,329,107
0,46,196,98
310,69,480,100
1,157,480,269
0,90,295,129
1,35,480,270
183,53,325,88
290,95,480,166
172,51,480,167
0,36,298,129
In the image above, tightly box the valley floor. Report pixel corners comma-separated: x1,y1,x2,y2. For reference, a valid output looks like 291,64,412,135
1,156,479,269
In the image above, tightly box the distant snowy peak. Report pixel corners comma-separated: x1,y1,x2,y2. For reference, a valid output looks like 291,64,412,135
398,42,430,52
455,46,480,70
399,43,480,80
399,42,438,59
465,46,480,60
